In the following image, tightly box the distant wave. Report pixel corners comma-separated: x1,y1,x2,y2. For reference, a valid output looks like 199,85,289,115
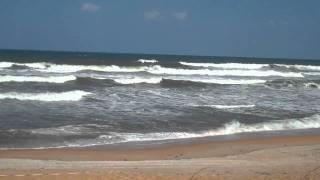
137,59,158,63
275,64,320,71
113,77,162,84
0,90,91,101
73,76,266,86
0,62,47,69
40,64,146,73
147,65,304,77
191,104,255,109
180,62,268,69
74,77,319,87
0,75,76,83
0,62,307,77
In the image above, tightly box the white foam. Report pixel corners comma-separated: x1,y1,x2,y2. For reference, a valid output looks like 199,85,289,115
0,90,91,102
137,59,158,63
275,64,320,71
9,114,319,149
180,62,268,69
113,77,162,84
18,62,48,69
169,78,266,84
88,75,265,85
147,65,304,77
0,62,14,68
192,104,255,109
39,64,146,73
0,75,76,83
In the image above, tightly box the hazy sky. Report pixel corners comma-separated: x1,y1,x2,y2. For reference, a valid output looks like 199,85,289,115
0,0,319,59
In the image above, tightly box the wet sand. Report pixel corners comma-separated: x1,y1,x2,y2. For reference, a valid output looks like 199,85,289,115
0,134,320,179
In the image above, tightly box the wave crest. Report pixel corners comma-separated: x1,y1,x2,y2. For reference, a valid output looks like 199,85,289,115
0,90,91,101
137,59,158,63
180,62,268,69
0,75,76,83
147,65,304,77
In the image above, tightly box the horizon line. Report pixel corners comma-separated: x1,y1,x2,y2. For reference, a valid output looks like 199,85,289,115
0,48,319,61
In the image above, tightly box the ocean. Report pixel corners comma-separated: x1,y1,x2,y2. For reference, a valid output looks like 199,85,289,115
0,49,319,149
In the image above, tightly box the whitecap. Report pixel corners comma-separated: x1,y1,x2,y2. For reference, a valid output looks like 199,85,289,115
0,90,92,102
147,65,304,77
0,75,76,83
137,59,158,63
180,62,268,69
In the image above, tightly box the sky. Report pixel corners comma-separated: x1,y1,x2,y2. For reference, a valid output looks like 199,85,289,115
0,0,320,59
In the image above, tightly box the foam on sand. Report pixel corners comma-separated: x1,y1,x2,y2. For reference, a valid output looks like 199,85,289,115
0,90,92,102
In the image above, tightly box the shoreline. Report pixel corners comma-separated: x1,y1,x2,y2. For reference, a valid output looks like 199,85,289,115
1,132,320,179
0,132,320,180
0,132,320,161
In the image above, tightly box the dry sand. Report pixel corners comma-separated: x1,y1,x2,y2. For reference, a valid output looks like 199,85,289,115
0,134,320,179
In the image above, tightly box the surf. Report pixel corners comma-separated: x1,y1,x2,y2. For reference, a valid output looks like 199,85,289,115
0,90,91,102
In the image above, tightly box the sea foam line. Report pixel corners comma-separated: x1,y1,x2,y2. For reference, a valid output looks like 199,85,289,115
0,90,91,102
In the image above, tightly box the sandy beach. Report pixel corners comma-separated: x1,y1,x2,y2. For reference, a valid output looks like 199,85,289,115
0,134,320,179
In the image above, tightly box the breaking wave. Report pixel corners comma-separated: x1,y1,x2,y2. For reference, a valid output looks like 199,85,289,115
0,61,306,78
113,77,162,84
137,59,158,63
39,64,146,73
147,65,304,77
0,90,91,102
275,64,320,71
0,75,76,83
180,62,268,69
4,114,320,149
0,62,47,69
98,114,320,143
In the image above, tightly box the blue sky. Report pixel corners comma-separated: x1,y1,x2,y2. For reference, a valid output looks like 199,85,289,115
0,0,319,59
